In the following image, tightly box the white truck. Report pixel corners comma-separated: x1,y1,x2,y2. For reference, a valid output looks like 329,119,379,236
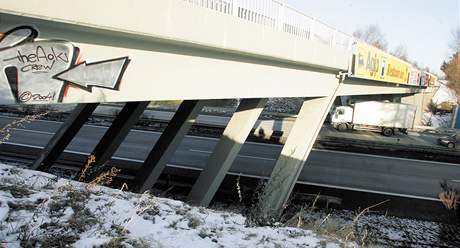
331,101,417,136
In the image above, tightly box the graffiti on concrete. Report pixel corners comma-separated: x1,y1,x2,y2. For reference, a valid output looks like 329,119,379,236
0,26,130,104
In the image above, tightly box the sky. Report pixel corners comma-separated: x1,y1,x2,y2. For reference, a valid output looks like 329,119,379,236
286,0,459,75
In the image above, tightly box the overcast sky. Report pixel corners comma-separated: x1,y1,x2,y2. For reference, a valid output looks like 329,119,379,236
286,0,459,75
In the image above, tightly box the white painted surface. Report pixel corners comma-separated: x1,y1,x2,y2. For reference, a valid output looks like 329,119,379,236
352,101,416,129
0,0,423,104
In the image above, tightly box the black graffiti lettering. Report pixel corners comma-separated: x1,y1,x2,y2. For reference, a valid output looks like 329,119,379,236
17,51,30,63
19,91,56,102
36,46,49,62
20,60,56,73
18,91,32,101
52,47,69,63
9,46,69,64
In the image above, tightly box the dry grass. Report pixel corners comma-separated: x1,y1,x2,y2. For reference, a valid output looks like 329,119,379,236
283,198,390,247
77,154,122,191
78,155,96,182
87,167,121,190
439,181,460,211
439,191,459,210
0,112,48,144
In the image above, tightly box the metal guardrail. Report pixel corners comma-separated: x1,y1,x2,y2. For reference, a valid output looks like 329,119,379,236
183,0,354,50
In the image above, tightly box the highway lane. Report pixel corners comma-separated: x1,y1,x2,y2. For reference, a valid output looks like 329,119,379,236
94,105,447,149
0,116,459,201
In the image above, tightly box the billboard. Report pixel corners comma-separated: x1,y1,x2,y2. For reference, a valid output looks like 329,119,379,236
408,67,421,86
352,41,410,84
420,71,430,87
428,73,438,86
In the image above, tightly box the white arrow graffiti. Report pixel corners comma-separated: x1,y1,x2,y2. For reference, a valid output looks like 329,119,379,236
53,57,130,92
0,26,130,104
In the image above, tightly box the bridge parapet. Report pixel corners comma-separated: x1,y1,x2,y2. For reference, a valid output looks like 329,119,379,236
184,0,353,51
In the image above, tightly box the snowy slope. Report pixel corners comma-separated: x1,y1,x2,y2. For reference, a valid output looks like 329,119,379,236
423,82,458,128
0,163,347,248
432,82,458,105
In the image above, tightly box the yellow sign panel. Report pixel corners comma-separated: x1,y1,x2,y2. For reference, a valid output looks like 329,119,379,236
429,73,438,86
352,41,410,84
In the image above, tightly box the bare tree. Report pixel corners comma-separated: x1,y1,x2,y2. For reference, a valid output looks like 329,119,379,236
390,44,409,61
449,29,460,53
353,24,388,51
442,29,460,99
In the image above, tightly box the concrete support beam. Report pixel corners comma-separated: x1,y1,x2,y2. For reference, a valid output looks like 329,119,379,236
401,93,425,126
79,101,149,182
32,103,99,171
258,94,337,219
134,100,206,192
187,98,268,206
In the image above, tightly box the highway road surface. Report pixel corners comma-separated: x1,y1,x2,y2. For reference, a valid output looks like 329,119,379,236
94,105,454,148
0,115,459,201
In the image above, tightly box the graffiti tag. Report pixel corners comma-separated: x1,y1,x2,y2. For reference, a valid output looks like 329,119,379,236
0,26,130,104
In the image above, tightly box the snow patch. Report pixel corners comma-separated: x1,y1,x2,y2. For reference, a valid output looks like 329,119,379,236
0,163,346,248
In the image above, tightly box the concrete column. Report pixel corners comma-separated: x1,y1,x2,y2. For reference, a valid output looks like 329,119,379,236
452,105,459,129
134,100,206,192
401,93,424,126
187,98,267,206
258,95,337,219
78,101,149,182
32,103,99,171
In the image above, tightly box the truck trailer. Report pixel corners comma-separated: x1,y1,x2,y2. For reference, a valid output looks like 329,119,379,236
331,101,417,136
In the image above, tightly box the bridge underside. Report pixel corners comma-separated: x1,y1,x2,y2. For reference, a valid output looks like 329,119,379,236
339,78,422,96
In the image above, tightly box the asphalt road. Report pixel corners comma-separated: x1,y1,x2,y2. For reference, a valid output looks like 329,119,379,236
94,105,453,149
0,115,459,201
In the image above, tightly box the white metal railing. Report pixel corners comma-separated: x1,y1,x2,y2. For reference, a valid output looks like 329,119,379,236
184,0,234,15
183,0,354,50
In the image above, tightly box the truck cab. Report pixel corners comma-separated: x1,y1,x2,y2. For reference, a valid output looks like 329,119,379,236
331,106,354,131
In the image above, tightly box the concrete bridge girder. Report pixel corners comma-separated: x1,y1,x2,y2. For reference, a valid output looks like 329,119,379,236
78,101,149,182
257,90,340,218
32,103,99,171
187,98,268,206
135,100,207,193
339,78,423,96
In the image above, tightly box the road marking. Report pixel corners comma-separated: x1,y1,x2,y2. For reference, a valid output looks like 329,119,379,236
2,116,459,167
0,115,283,148
312,148,460,167
3,115,459,167
189,149,277,162
0,141,444,202
295,181,441,202
11,128,55,135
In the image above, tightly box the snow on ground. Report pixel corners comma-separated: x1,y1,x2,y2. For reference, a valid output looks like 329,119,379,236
432,83,458,105
422,82,458,128
1,162,459,247
0,163,350,248
423,112,453,128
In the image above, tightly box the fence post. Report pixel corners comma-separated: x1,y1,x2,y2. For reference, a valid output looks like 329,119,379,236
277,2,285,31
332,30,337,48
310,18,316,41
232,0,239,17
348,37,354,50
